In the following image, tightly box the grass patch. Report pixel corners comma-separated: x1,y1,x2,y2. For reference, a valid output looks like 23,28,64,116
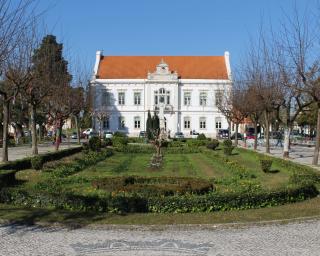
0,196,319,226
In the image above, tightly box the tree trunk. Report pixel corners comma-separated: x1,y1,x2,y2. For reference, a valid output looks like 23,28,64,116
30,104,38,155
254,120,258,150
264,111,270,154
312,106,320,165
38,124,42,143
228,120,231,139
75,115,80,145
235,123,239,146
1,101,9,162
283,126,291,158
99,120,102,140
55,120,62,151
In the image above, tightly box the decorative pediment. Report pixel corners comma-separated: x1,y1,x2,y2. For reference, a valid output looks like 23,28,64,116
147,59,178,81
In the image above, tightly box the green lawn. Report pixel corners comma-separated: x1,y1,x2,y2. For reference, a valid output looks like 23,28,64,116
15,148,299,196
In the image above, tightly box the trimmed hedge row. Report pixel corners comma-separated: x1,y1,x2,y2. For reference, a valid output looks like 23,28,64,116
0,147,83,171
92,176,214,196
0,183,317,213
0,147,83,188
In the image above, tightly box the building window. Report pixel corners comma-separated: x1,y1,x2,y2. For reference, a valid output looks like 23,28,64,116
184,92,191,106
184,117,191,129
134,116,141,129
200,92,207,106
200,117,206,129
215,117,222,129
103,117,110,129
166,91,170,105
215,90,223,106
118,92,125,105
118,116,125,129
154,88,170,105
134,92,141,105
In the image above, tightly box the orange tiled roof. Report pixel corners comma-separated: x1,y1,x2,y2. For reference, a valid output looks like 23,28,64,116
97,56,228,79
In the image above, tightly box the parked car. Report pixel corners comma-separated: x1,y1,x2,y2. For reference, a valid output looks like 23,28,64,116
88,131,98,139
231,132,243,140
104,131,113,139
246,133,256,140
217,129,229,139
71,132,78,139
139,131,146,138
190,130,200,138
174,132,184,139
83,128,93,136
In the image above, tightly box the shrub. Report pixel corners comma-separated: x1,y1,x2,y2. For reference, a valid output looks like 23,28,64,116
169,140,185,147
115,144,154,154
197,133,207,140
31,156,44,170
92,176,214,196
206,139,219,150
223,139,234,156
113,131,127,137
104,138,112,146
112,136,128,149
186,139,207,148
88,136,101,151
260,159,273,173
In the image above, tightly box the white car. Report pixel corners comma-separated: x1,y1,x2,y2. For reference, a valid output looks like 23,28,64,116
83,128,93,136
105,131,113,139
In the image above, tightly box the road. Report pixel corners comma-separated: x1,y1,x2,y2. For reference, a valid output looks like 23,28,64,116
1,220,320,255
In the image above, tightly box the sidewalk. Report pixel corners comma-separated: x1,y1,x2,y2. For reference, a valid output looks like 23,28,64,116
239,140,320,171
4,141,82,162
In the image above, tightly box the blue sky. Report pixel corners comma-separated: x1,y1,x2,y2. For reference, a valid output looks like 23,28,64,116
37,0,317,72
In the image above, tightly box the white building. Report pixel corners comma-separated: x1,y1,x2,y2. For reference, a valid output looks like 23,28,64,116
90,52,232,138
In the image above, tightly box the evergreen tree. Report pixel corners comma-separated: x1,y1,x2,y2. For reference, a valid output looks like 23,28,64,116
152,111,160,136
146,110,152,140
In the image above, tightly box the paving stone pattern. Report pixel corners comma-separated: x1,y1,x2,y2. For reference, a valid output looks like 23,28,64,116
1,220,320,255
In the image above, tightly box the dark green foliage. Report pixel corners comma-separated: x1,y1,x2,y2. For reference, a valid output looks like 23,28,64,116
114,144,154,154
146,110,152,140
148,184,318,213
113,131,127,137
207,139,219,150
92,176,214,196
32,35,71,87
146,111,160,140
0,170,17,188
31,156,44,170
186,139,207,148
88,136,101,151
223,139,234,156
112,137,128,149
104,138,112,146
260,159,273,173
197,133,207,140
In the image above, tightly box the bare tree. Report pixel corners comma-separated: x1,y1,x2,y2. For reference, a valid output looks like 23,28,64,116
0,0,36,162
91,107,109,140
276,6,320,164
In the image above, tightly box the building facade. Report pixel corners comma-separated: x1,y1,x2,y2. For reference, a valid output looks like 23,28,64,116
90,52,232,138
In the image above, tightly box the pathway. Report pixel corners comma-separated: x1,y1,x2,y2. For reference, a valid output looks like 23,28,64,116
1,220,320,255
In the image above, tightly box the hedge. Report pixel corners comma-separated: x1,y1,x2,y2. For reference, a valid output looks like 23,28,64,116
0,146,83,171
0,147,83,188
0,183,317,213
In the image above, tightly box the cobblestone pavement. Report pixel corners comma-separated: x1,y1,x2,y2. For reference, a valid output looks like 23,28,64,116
1,220,320,255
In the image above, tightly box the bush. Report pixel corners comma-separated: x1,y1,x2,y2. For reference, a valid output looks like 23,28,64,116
197,133,207,140
260,159,273,173
169,140,185,147
88,136,101,151
206,139,219,150
31,156,44,170
113,131,127,137
112,137,128,149
104,138,112,146
115,144,154,154
186,139,207,148
223,139,234,156
92,176,214,197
